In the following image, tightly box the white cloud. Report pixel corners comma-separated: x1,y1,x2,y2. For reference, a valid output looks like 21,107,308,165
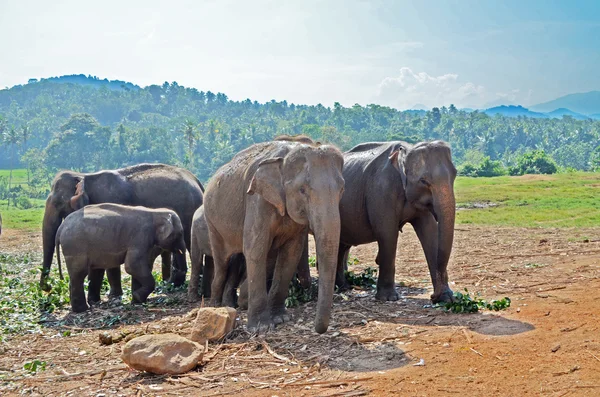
376,67,486,109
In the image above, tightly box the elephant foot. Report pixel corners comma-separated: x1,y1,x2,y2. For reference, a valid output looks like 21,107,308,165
271,307,291,325
431,287,455,304
187,292,200,303
132,290,150,304
71,302,89,313
247,311,274,334
108,288,123,299
375,286,400,301
87,294,101,306
168,272,186,288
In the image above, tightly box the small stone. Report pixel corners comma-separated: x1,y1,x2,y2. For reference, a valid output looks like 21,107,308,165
551,344,561,353
189,307,237,344
99,332,113,345
121,333,204,375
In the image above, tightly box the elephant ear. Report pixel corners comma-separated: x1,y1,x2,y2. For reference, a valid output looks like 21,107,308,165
69,178,90,211
247,157,286,217
389,149,407,190
156,213,174,244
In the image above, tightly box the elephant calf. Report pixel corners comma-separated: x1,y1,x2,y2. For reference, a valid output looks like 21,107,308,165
55,203,187,312
188,205,245,303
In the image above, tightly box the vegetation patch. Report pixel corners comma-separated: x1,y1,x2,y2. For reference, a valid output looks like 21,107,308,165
0,254,70,341
435,289,511,313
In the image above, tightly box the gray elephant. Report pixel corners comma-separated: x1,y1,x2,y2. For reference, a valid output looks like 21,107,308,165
203,140,344,334
335,141,456,304
55,204,187,312
41,163,204,297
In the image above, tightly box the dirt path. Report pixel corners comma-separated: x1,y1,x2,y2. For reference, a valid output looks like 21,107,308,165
1,225,599,396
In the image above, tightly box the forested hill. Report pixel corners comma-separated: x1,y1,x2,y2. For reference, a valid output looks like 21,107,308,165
1,77,599,185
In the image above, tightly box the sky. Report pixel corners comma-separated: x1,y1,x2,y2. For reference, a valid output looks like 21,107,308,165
1,0,599,110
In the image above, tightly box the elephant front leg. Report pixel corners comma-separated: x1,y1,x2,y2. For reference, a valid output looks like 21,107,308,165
187,252,203,302
374,236,400,301
125,251,156,304
67,258,89,312
268,237,305,325
412,213,454,303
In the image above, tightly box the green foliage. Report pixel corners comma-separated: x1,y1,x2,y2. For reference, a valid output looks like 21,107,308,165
285,277,318,308
509,150,558,175
0,254,70,340
437,289,511,313
344,265,378,289
1,79,600,186
23,360,47,373
458,156,506,177
15,195,33,209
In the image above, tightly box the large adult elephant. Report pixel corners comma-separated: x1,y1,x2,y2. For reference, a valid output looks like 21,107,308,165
335,141,457,304
204,141,344,334
41,163,204,292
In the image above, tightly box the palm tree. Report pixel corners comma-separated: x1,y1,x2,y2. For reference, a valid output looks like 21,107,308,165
182,119,198,167
21,125,30,184
2,126,20,208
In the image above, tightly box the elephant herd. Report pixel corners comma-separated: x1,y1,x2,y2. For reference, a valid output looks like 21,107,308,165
42,136,457,334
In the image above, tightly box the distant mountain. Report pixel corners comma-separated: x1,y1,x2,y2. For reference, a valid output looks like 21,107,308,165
591,113,600,120
530,91,600,115
482,98,516,109
545,108,590,120
28,74,140,91
484,105,547,118
410,103,429,111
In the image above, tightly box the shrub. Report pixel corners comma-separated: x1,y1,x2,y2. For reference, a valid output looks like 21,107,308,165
457,157,506,177
509,150,558,175
15,195,33,209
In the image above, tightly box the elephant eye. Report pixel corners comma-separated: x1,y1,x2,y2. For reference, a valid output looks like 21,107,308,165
299,187,306,195
419,178,431,187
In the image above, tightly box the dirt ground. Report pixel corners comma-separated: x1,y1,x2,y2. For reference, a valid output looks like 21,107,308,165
1,224,599,396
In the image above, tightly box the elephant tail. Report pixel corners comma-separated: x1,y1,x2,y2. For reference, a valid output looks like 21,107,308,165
55,236,64,280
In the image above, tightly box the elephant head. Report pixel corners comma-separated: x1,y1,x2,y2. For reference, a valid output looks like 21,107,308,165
394,141,457,302
154,211,187,278
41,170,132,288
248,144,344,333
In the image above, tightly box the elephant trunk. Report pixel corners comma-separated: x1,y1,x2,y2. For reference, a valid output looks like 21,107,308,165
171,239,188,286
431,184,456,303
310,206,341,334
41,200,63,289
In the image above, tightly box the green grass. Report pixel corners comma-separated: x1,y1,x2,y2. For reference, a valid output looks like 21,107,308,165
1,199,45,230
0,168,30,187
1,170,599,230
455,172,600,227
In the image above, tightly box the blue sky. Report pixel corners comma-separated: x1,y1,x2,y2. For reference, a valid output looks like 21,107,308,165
1,0,599,109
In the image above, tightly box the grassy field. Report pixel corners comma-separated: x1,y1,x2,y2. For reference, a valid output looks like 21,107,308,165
455,172,600,227
0,170,599,230
0,168,30,187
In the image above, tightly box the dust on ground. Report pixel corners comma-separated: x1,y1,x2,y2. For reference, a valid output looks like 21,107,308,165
1,225,599,396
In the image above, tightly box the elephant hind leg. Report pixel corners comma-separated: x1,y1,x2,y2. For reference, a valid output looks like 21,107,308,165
106,267,123,298
268,237,304,325
187,249,203,302
335,243,351,291
87,268,104,305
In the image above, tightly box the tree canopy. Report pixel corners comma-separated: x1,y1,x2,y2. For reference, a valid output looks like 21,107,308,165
1,78,599,185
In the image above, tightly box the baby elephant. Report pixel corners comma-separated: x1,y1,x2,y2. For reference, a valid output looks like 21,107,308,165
56,203,187,312
188,205,245,304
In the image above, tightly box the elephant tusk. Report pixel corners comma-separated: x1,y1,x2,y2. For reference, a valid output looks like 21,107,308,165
178,249,184,254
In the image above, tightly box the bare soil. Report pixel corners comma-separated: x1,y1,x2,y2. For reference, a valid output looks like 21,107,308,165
1,225,599,396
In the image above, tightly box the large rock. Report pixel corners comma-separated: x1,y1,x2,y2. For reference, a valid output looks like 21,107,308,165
121,333,204,374
189,307,237,344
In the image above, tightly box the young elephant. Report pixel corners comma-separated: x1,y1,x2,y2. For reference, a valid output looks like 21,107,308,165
55,203,187,312
188,205,245,303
